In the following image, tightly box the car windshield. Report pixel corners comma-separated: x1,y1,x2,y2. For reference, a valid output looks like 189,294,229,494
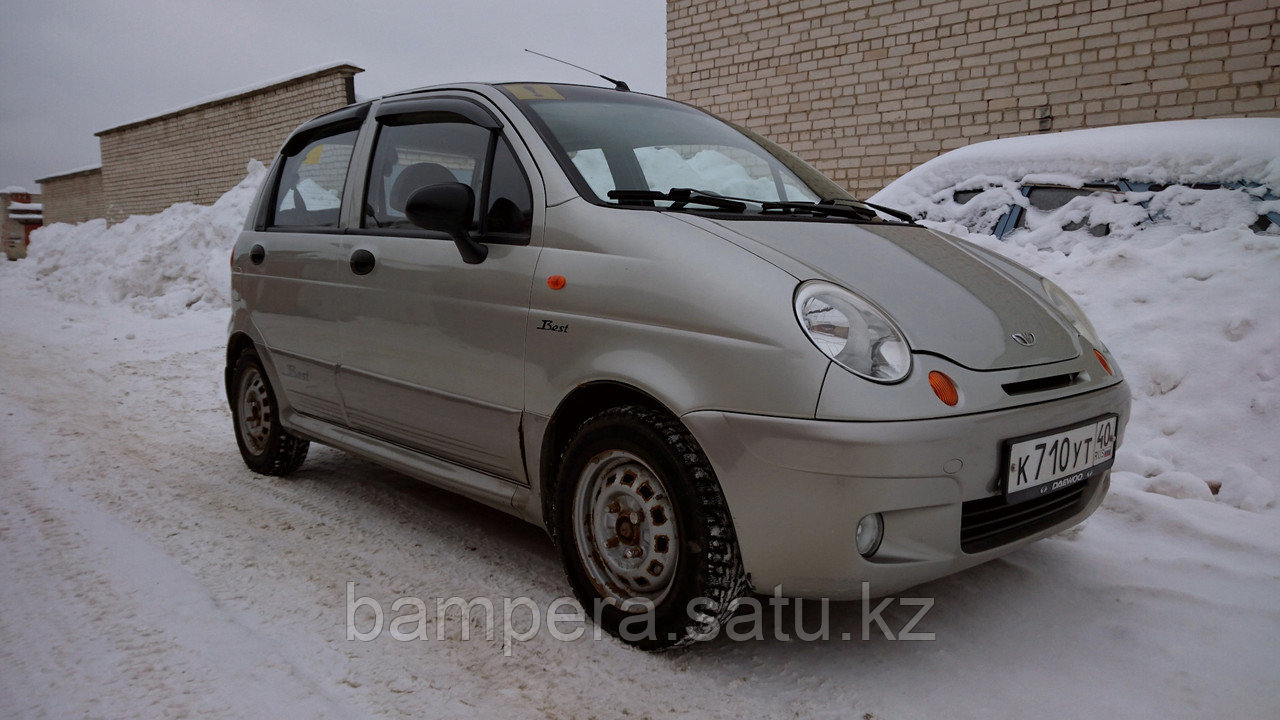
501,83,853,209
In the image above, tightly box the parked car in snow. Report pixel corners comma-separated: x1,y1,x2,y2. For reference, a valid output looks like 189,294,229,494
870,118,1280,247
227,82,1129,648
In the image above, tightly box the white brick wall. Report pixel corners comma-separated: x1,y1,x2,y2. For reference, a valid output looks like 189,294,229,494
36,169,104,225
667,0,1279,197
96,66,361,224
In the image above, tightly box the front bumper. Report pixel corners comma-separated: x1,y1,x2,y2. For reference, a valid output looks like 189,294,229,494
682,379,1130,599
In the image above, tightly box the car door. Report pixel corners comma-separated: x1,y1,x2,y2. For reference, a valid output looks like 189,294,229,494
334,94,541,482
240,107,367,423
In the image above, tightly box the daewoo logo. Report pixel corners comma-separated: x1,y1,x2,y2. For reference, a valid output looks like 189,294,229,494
1012,332,1036,347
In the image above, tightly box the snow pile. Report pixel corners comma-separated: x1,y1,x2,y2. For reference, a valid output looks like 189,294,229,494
871,121,1280,512
953,221,1279,512
29,161,266,317
873,118,1280,252
876,118,1280,203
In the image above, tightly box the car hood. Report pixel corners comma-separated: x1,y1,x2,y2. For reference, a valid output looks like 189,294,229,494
678,216,1081,371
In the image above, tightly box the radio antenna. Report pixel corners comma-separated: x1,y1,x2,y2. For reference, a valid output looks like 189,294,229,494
524,49,630,92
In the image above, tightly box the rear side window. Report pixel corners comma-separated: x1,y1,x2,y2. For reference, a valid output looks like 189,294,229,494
269,128,359,228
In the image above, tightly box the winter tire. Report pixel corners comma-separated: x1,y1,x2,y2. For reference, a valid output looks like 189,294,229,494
556,405,746,650
231,348,309,476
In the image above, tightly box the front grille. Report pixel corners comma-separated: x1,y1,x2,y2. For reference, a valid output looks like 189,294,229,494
1001,372,1078,396
960,475,1098,554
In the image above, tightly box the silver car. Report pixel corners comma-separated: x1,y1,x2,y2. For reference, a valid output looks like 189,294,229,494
227,82,1129,649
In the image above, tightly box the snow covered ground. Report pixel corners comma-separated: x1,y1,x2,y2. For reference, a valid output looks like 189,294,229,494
2,161,1278,719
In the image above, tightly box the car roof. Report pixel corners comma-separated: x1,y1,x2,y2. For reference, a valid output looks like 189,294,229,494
882,118,1280,193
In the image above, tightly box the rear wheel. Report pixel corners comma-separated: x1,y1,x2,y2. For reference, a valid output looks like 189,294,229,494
555,406,745,650
231,349,308,476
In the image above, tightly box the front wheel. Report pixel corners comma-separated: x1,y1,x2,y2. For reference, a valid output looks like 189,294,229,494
231,348,309,476
555,406,746,650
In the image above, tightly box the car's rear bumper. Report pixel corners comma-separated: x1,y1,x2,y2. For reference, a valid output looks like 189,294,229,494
682,379,1130,599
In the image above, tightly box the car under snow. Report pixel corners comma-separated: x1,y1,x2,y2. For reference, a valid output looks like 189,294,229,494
870,118,1280,250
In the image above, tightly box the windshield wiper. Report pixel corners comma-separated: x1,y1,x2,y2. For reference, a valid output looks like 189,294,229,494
823,198,916,223
759,200,878,221
607,188,748,213
760,199,915,223
607,188,916,224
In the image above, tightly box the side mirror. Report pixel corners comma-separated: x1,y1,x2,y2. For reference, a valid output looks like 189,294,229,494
404,183,488,264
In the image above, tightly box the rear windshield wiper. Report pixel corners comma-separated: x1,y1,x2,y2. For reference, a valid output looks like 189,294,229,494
607,188,748,213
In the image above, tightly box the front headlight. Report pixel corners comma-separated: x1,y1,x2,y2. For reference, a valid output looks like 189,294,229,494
794,281,911,383
1041,278,1103,349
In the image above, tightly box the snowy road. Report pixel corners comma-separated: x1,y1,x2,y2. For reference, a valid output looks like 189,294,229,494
2,251,1278,717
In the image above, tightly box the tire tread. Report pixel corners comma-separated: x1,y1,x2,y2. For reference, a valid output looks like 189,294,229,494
559,405,746,650
231,349,309,477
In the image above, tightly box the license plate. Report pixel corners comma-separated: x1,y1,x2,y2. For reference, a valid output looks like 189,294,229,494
1003,415,1117,504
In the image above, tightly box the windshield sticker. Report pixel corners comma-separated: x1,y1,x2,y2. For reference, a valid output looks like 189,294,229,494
505,84,565,101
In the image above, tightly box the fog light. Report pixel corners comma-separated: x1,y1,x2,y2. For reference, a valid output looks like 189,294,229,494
856,513,884,557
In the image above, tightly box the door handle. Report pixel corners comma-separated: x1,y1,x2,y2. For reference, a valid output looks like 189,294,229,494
350,249,376,275
249,244,265,265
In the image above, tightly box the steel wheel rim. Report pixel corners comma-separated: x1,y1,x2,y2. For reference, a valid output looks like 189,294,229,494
572,449,680,608
238,367,272,456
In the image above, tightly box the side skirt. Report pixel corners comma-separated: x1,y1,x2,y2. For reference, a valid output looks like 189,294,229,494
285,412,529,518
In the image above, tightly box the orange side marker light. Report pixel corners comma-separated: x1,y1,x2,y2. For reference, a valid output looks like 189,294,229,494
547,275,567,290
929,371,959,406
1094,349,1113,376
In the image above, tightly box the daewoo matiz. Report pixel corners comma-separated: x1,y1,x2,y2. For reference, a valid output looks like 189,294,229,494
227,82,1129,649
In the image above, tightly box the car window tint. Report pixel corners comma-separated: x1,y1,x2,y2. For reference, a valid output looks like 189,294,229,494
485,139,533,235
271,129,358,227
364,121,490,229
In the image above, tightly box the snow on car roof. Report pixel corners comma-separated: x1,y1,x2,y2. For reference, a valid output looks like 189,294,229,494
875,118,1280,201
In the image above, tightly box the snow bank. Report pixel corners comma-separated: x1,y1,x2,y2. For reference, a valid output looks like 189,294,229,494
29,161,265,317
872,118,1280,251
876,118,1280,201
952,223,1280,512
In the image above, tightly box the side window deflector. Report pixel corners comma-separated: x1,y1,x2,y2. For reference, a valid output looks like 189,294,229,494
280,103,371,158
375,97,502,130
362,96,532,264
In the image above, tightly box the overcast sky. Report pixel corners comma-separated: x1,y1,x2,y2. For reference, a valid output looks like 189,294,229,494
0,0,666,192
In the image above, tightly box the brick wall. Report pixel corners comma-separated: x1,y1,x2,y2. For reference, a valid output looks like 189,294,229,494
3,190,42,252
36,168,104,225
95,64,362,224
667,0,1279,198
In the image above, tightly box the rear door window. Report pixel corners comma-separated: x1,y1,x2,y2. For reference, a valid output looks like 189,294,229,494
269,128,359,228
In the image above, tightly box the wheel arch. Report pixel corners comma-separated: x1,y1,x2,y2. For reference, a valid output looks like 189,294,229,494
225,332,258,407
538,380,672,539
